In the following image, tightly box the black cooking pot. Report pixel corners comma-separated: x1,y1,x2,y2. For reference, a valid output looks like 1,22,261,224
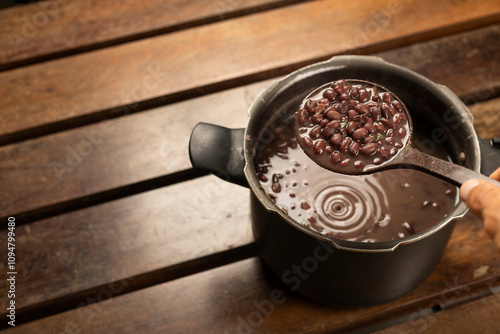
189,56,500,305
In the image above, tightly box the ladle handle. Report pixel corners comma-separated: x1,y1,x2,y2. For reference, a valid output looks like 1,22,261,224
400,148,500,188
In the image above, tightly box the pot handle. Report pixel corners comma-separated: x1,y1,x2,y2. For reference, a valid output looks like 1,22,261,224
479,136,500,176
189,122,248,187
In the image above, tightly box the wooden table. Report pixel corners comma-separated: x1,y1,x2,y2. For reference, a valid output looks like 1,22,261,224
1,1,500,333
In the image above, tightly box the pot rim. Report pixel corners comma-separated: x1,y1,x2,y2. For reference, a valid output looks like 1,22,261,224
243,55,475,253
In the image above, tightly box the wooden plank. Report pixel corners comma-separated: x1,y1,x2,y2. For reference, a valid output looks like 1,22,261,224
374,293,500,333
0,79,268,219
4,213,500,333
1,0,500,143
0,175,254,321
378,24,500,104
469,97,500,139
0,0,301,70
2,23,500,219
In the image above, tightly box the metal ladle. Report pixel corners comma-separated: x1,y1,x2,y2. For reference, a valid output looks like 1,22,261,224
294,79,500,187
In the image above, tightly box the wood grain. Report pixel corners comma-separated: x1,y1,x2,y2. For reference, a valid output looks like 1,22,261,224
378,24,500,104
0,80,268,219
1,0,500,142
4,213,499,333
469,96,500,139
374,293,500,333
0,0,301,70
2,23,500,220
0,175,254,319
3,2,500,333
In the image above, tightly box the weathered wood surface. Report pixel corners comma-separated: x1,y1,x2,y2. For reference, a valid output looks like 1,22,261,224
3,212,499,333
0,79,266,220
2,1,500,333
1,0,499,143
2,24,500,220
0,0,301,70
375,293,500,333
0,175,254,322
469,96,500,139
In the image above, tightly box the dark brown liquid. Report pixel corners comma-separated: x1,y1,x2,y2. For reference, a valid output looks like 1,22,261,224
255,118,458,242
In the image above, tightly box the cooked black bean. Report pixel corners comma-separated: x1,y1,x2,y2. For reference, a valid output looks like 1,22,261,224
358,114,369,126
393,112,405,124
306,99,317,113
364,123,377,133
379,146,390,158
322,126,335,138
385,136,395,145
350,87,359,98
402,221,415,234
380,118,396,129
295,80,410,173
359,89,370,102
323,88,336,101
347,109,358,120
360,142,378,155
340,158,350,166
297,108,308,125
381,103,392,118
309,126,321,139
373,122,387,133
303,136,313,147
331,151,341,163
363,134,377,143
314,140,326,155
347,121,358,134
392,100,403,112
326,109,342,120
330,132,343,146
382,92,392,104
315,103,326,113
371,108,381,121
353,127,368,141
320,118,330,127
317,98,330,106
338,100,349,113
333,84,345,94
354,160,364,168
311,113,324,123
354,103,369,114
349,141,361,156
340,137,352,152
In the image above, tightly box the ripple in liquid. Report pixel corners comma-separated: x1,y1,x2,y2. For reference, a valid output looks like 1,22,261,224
255,117,458,243
310,177,391,241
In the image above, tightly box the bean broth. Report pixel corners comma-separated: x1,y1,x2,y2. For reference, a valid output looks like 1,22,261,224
255,117,458,242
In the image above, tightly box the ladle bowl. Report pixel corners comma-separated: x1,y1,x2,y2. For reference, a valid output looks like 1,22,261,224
294,79,500,187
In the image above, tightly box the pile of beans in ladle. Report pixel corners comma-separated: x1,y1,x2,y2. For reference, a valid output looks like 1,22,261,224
294,79,410,173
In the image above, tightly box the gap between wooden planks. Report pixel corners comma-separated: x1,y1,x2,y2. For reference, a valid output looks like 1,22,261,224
1,79,500,330
1,24,500,221
3,212,500,333
1,0,500,142
373,293,500,334
0,0,307,70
